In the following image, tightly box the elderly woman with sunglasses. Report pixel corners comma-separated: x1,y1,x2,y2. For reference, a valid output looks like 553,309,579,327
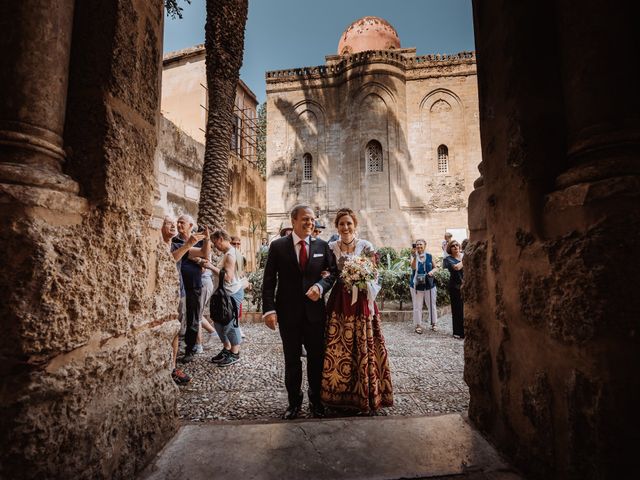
443,240,464,339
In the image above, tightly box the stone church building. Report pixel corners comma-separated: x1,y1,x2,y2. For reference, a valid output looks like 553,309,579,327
266,16,481,249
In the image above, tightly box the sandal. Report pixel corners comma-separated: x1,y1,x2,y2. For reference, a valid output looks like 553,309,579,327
431,324,438,332
415,326,424,334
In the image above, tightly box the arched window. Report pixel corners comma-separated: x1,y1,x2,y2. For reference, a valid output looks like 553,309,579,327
437,145,449,174
366,140,383,173
303,153,312,182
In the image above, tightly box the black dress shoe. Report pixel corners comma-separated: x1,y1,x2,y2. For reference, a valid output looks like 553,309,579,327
282,403,301,420
310,402,325,418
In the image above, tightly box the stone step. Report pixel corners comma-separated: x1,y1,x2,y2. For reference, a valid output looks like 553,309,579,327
140,413,523,480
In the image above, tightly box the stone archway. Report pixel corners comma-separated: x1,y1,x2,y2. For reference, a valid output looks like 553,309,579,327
0,1,637,479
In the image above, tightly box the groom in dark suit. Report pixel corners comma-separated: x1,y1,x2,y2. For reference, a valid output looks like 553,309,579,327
262,204,337,419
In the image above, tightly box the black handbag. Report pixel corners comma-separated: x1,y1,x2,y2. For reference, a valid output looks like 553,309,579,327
416,273,427,286
210,269,238,327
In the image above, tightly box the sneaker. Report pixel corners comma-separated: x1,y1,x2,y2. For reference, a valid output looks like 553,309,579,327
180,351,195,364
194,344,204,354
211,348,231,364
217,352,240,367
172,368,191,385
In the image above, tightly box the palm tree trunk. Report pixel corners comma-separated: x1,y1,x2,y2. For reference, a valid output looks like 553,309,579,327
199,0,249,229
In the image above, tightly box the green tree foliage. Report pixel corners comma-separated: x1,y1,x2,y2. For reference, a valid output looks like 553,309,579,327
165,0,191,19
256,102,267,178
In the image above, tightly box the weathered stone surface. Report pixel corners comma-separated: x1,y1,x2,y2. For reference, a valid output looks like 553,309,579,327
0,1,179,479
1,323,177,479
466,2,640,479
142,414,521,480
154,116,266,270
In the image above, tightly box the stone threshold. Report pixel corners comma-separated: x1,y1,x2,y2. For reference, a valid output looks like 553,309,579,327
140,413,522,480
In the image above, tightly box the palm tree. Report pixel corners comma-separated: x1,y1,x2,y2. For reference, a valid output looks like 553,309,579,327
198,0,249,229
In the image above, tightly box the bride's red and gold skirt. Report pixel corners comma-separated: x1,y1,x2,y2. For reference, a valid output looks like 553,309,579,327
321,282,394,412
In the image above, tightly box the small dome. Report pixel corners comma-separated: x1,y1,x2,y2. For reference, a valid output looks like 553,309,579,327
337,16,401,55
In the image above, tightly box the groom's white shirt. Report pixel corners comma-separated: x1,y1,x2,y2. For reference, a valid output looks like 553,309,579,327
262,231,324,319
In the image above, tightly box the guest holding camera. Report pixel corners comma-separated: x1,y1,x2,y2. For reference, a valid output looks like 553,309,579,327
409,239,438,334
443,240,464,339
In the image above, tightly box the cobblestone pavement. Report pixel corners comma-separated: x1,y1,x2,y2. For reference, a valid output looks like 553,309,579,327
176,314,469,422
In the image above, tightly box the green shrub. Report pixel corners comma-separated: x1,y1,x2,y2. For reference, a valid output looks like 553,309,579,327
377,249,412,309
246,246,452,311
433,267,451,306
377,247,451,308
377,247,399,268
398,247,413,261
255,249,268,269
247,268,264,311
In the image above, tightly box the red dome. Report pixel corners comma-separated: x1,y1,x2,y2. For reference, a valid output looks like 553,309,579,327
338,16,401,55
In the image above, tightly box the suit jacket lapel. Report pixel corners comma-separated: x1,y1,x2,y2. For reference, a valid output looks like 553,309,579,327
305,237,317,272
286,235,299,271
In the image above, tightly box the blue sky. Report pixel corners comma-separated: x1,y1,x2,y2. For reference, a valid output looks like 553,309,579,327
164,0,475,103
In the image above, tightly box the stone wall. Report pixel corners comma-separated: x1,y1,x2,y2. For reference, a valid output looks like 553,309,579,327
155,115,205,218
0,1,179,478
154,116,266,271
266,50,480,250
466,1,640,478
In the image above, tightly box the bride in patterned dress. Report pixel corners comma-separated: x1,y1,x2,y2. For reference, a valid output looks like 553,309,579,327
320,208,393,413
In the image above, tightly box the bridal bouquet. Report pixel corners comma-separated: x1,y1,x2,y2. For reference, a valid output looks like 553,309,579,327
341,255,378,292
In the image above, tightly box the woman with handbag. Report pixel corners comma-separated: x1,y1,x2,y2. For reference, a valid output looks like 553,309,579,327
409,239,438,334
443,240,464,339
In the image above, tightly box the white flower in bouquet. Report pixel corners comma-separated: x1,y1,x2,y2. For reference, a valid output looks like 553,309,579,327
341,254,378,292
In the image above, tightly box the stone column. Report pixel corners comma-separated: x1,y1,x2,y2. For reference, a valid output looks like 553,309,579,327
545,0,640,231
0,1,178,479
0,0,84,213
467,1,639,479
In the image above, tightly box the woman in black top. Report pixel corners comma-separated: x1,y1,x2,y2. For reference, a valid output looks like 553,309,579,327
443,241,464,339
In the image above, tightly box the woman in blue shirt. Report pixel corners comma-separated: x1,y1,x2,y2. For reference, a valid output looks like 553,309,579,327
409,239,438,334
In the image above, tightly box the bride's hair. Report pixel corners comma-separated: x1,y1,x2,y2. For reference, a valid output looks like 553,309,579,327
334,208,358,227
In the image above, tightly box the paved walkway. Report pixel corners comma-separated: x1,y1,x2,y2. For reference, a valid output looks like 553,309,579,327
177,314,469,421
145,318,524,480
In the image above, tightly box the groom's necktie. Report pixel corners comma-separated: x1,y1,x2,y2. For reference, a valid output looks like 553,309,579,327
298,239,308,270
